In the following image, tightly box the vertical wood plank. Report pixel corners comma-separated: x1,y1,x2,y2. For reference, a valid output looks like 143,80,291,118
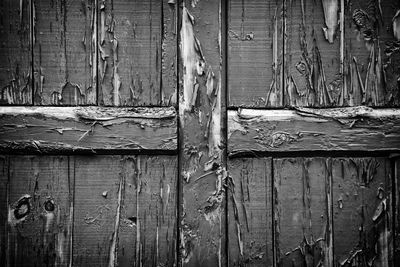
7,156,72,266
117,156,177,266
99,0,164,106
0,0,32,104
395,158,400,265
332,158,392,266
344,0,400,107
228,158,273,266
228,0,284,107
274,158,333,267
0,156,8,266
33,0,97,105
179,0,226,265
162,0,178,106
72,155,122,266
284,0,342,107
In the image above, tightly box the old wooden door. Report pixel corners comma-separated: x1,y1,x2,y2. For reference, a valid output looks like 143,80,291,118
1,0,400,267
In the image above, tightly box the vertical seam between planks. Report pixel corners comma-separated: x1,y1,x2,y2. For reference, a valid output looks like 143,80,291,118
176,0,182,265
222,0,229,266
6,156,10,266
271,158,276,267
30,0,35,105
95,0,99,106
391,157,397,267
281,0,286,107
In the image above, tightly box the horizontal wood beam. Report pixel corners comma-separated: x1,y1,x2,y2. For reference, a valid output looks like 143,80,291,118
0,107,177,153
228,106,400,155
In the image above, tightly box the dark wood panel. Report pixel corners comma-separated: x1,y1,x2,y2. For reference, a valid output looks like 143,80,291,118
117,156,177,266
33,0,96,105
7,156,72,266
228,107,400,155
0,106,177,153
228,0,283,107
99,0,175,106
344,0,400,107
0,156,8,265
332,158,392,266
274,158,333,267
0,0,32,104
228,158,273,266
179,0,226,265
72,155,121,266
284,0,341,107
395,158,400,265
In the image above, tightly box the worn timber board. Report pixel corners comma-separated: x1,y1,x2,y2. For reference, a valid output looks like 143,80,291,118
7,156,72,266
228,0,284,107
33,0,96,105
332,157,392,266
0,106,177,153
228,107,400,155
0,0,32,105
179,0,227,265
117,156,177,266
227,158,273,266
0,156,8,265
98,0,177,106
274,158,333,267
395,157,400,265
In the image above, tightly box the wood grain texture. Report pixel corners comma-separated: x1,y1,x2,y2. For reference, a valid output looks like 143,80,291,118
284,0,342,107
179,0,226,265
7,156,72,266
33,0,96,105
99,0,176,106
72,155,121,266
228,0,284,107
117,156,177,266
0,106,177,153
332,158,392,266
344,0,400,107
228,108,400,155
0,156,8,266
274,158,333,267
395,158,400,265
0,0,32,104
227,158,273,266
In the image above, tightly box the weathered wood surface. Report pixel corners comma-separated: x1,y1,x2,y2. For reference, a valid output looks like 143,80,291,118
229,0,400,107
72,155,121,266
0,106,177,153
228,0,284,107
117,156,177,266
0,156,8,265
274,158,333,267
179,0,226,265
7,156,72,266
332,158,392,266
228,107,400,155
228,158,273,266
394,157,400,265
33,0,96,105
99,0,177,106
0,0,32,104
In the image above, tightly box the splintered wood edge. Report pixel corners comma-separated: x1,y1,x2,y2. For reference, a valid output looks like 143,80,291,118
228,107,400,155
0,106,177,153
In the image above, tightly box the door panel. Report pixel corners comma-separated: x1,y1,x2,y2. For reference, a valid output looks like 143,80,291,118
228,158,273,266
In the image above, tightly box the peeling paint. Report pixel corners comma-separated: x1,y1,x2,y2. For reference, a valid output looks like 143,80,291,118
321,0,339,43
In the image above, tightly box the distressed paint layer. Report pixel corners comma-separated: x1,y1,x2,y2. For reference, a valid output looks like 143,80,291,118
332,158,392,266
228,108,400,154
7,156,72,266
99,0,168,106
228,0,284,107
33,0,96,105
0,106,177,152
228,158,273,266
0,0,32,104
274,158,333,267
179,0,226,266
